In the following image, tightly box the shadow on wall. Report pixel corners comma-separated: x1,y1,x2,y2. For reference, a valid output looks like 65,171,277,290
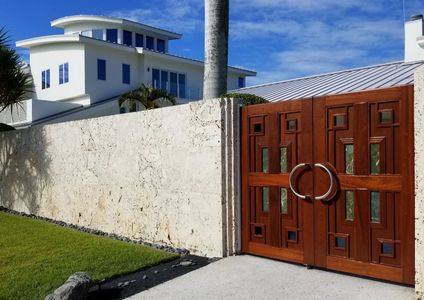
0,127,51,214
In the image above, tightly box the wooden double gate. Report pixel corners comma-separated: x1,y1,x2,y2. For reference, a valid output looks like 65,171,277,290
241,86,415,284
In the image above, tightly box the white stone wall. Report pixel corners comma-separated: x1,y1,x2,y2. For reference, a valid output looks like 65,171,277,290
0,98,240,257
415,66,424,299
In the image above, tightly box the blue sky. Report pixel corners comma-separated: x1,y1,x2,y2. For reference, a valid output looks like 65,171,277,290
2,0,424,86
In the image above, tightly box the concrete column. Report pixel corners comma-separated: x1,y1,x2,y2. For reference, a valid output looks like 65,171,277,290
414,66,424,299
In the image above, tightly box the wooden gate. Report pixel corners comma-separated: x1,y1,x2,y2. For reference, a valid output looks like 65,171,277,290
241,86,415,284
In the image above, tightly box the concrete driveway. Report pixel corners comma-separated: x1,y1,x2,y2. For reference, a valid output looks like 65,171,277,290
127,255,414,300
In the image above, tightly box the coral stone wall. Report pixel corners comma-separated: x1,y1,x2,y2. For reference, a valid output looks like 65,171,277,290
0,98,240,257
415,67,424,299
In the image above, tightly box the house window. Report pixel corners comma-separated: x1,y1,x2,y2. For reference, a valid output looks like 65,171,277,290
238,77,245,88
179,74,186,99
157,39,165,53
106,29,118,43
123,30,132,46
135,33,144,47
122,64,130,84
146,36,154,50
170,72,178,97
92,29,103,40
152,68,160,88
97,59,106,80
161,70,168,90
41,69,50,89
59,63,69,85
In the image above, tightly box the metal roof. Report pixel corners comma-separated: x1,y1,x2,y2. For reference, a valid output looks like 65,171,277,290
235,60,424,102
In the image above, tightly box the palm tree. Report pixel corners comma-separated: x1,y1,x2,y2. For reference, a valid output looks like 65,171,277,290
203,0,229,100
118,84,176,112
0,27,32,115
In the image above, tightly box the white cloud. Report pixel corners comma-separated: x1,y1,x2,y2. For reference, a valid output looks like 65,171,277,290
233,0,384,13
107,0,204,33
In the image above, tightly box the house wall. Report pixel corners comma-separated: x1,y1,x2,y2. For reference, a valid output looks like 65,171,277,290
0,100,31,125
414,66,424,299
0,98,240,257
84,43,141,103
405,16,424,63
30,43,86,101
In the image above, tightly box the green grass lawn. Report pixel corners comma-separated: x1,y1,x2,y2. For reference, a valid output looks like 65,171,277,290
0,211,178,300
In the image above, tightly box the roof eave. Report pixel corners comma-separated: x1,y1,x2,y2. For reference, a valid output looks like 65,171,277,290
16,34,81,48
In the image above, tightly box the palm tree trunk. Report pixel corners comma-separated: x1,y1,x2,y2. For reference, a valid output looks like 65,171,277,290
203,0,229,100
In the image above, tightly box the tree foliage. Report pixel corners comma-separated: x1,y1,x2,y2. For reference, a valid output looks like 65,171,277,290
221,93,269,106
0,27,32,114
118,84,176,111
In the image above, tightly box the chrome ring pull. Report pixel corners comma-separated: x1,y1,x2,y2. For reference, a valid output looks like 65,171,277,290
289,163,309,199
314,163,334,201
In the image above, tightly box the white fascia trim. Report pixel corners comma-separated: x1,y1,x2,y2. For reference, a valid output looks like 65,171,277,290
16,34,80,48
51,15,182,40
16,34,138,54
137,48,257,76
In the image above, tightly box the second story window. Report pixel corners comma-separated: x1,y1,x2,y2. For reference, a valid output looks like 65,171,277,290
135,33,144,47
92,29,103,40
59,63,69,85
106,29,118,43
123,30,132,46
146,36,154,50
97,59,106,81
157,39,165,53
122,64,130,84
238,77,246,88
41,69,50,90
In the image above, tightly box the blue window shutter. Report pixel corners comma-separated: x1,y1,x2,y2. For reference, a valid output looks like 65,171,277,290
46,69,50,88
42,71,45,89
64,63,69,83
97,59,106,80
59,64,63,84
122,64,130,84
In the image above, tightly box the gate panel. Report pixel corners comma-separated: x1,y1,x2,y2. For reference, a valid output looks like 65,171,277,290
241,99,314,264
313,87,414,284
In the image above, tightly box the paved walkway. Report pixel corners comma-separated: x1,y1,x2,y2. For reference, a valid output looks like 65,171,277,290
128,255,414,300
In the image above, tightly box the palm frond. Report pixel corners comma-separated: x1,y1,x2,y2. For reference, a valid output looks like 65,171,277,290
118,83,177,111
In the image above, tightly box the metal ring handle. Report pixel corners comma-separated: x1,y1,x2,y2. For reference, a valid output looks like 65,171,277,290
289,163,309,199
314,163,334,201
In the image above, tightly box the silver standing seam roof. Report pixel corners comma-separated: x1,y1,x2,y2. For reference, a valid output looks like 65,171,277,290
235,60,424,102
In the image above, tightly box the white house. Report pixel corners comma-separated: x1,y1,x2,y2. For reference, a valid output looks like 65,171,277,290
0,15,256,127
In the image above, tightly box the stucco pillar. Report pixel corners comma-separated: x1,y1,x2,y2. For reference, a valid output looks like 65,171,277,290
414,66,424,299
